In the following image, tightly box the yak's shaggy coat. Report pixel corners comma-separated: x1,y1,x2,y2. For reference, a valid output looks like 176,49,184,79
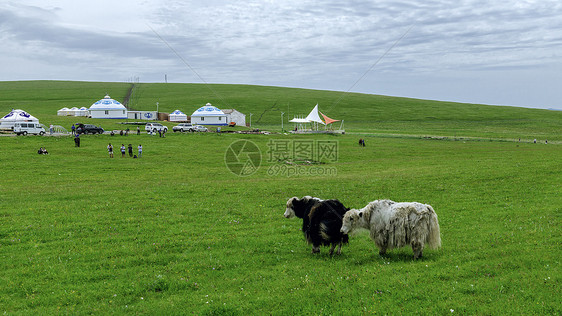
284,196,349,255
341,200,441,259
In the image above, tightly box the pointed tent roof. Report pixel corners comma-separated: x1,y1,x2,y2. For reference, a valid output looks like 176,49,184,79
305,104,325,125
320,111,340,125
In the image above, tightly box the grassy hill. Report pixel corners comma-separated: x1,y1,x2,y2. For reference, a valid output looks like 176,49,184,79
1,80,560,141
0,80,560,314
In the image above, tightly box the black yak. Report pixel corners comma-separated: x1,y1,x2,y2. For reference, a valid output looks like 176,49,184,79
284,196,349,255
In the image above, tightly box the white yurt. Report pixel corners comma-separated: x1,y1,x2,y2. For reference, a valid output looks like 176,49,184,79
0,109,39,130
169,109,188,122
57,107,70,116
190,103,227,126
68,107,79,116
77,107,89,116
88,95,127,119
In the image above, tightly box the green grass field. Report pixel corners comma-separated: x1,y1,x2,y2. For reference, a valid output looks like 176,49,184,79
0,81,560,314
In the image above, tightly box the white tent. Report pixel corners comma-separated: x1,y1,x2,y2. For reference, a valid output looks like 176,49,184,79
89,95,127,119
169,109,188,122
289,117,310,123
305,104,326,125
69,107,79,116
0,109,39,130
290,104,344,133
57,107,70,116
289,104,326,125
191,103,228,126
77,107,89,116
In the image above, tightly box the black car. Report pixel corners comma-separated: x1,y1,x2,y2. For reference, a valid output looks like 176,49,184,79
76,124,104,134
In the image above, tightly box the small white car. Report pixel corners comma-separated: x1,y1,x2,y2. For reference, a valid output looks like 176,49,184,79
172,123,194,132
145,123,168,133
193,125,208,132
14,122,45,136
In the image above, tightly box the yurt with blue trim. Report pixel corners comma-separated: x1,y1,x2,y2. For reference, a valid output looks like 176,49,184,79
0,109,39,130
190,103,227,126
169,109,188,122
88,95,127,119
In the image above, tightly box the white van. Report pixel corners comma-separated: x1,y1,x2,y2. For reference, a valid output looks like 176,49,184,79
14,122,46,136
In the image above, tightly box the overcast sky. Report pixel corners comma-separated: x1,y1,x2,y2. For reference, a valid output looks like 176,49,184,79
1,0,561,109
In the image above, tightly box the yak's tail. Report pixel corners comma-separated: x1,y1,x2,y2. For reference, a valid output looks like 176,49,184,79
426,205,441,249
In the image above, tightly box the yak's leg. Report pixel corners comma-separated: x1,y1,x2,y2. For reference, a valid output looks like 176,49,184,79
328,244,336,256
412,242,423,259
311,246,321,254
336,242,343,255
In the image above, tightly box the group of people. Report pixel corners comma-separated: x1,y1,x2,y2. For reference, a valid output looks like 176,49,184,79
37,147,49,155
532,138,548,144
109,127,141,136
358,138,366,147
107,143,142,158
149,129,166,137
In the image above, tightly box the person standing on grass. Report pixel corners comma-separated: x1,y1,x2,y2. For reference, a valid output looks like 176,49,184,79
108,143,114,158
137,126,140,135
120,144,126,157
138,144,142,158
358,138,365,147
71,124,75,135
128,144,133,157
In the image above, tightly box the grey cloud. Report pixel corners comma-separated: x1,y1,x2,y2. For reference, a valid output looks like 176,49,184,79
0,6,175,61
1,0,561,109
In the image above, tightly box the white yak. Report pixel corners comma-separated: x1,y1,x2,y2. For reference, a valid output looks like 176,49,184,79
341,200,441,259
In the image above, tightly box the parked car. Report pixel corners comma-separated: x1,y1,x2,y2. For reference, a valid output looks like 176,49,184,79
76,124,104,134
145,123,168,133
172,123,194,132
193,125,208,132
13,122,45,136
